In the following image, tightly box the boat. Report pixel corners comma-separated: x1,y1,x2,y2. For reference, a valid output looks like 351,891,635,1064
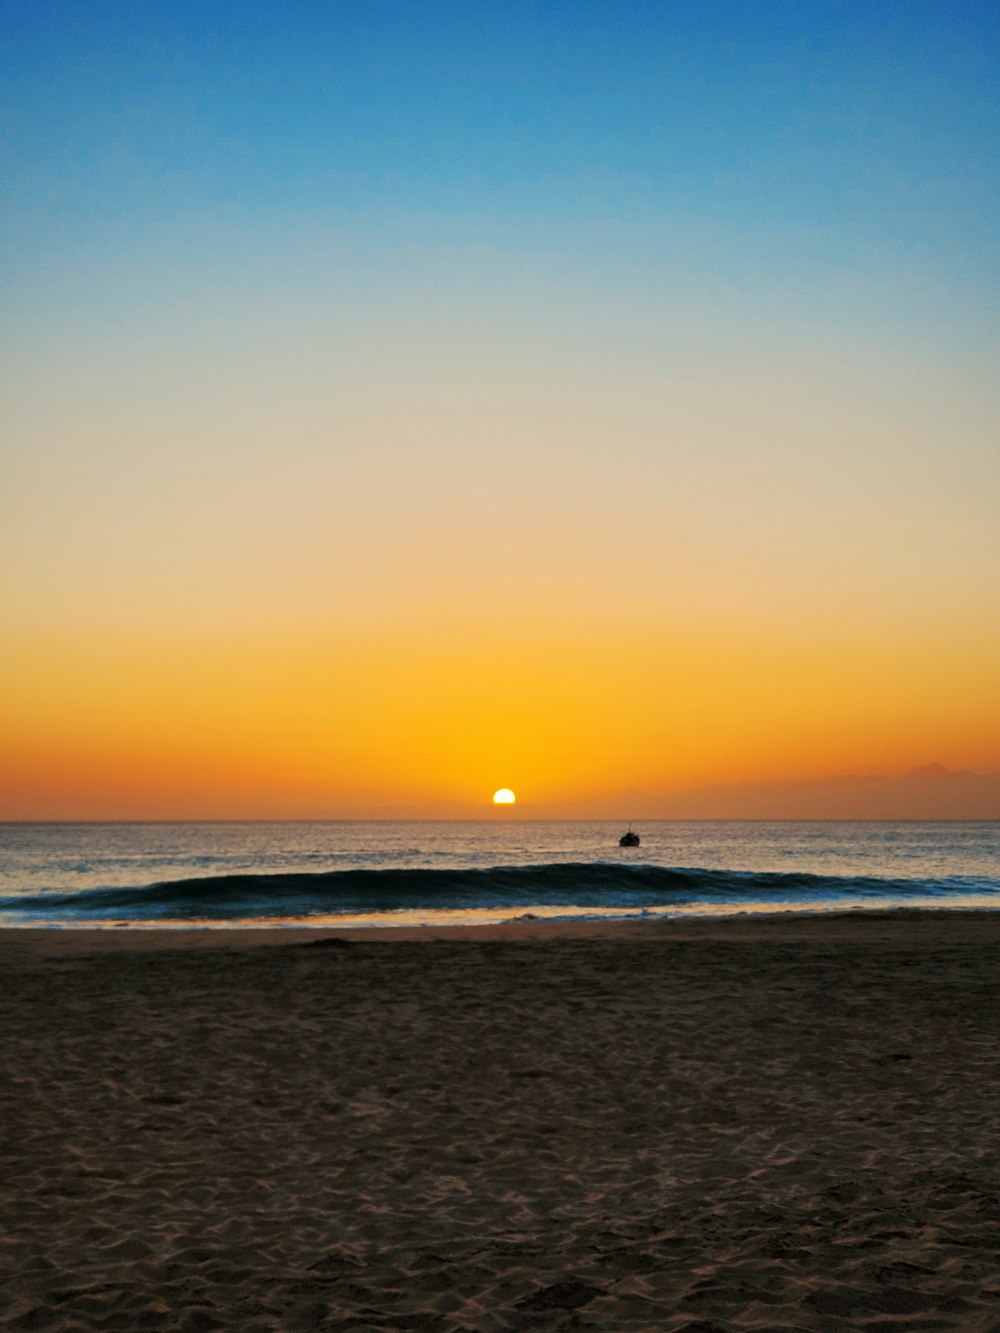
618,828,640,847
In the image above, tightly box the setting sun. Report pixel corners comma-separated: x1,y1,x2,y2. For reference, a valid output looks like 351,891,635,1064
492,788,516,805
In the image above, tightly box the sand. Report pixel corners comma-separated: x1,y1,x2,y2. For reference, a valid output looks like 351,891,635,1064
3,914,1000,1331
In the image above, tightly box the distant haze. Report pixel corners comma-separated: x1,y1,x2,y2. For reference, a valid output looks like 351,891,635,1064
577,767,1000,823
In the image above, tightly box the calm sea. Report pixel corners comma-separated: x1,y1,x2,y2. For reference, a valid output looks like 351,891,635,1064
0,820,998,929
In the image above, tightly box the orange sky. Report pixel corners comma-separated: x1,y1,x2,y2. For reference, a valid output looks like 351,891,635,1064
4,600,999,818
4,322,998,818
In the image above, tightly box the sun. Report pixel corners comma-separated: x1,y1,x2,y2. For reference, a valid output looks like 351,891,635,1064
492,788,516,805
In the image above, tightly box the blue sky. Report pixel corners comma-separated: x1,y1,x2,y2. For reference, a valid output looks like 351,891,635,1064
4,1,998,275
3,0,997,399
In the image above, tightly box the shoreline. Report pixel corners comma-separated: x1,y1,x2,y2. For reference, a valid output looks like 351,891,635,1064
3,904,1000,950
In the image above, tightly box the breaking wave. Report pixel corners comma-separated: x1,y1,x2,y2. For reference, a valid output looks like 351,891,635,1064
2,862,996,923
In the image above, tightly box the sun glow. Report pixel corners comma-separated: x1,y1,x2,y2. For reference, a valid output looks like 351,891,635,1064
492,788,516,805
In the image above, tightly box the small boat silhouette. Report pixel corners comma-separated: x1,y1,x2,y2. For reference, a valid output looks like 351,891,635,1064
618,828,640,847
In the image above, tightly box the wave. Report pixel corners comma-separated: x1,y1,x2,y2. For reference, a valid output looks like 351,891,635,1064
3,862,997,922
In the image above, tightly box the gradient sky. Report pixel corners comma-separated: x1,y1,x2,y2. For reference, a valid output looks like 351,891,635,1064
3,0,998,819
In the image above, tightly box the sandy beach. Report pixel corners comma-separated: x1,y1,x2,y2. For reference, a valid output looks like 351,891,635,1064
3,914,1000,1331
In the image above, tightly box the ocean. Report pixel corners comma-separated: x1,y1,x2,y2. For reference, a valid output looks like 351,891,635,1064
0,820,998,929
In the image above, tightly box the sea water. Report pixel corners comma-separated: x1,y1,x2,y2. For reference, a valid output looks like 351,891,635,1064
0,820,998,928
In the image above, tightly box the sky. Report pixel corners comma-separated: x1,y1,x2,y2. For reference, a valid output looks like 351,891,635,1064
2,0,999,819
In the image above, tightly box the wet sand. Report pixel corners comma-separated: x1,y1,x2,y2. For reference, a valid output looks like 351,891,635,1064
3,913,1000,1330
